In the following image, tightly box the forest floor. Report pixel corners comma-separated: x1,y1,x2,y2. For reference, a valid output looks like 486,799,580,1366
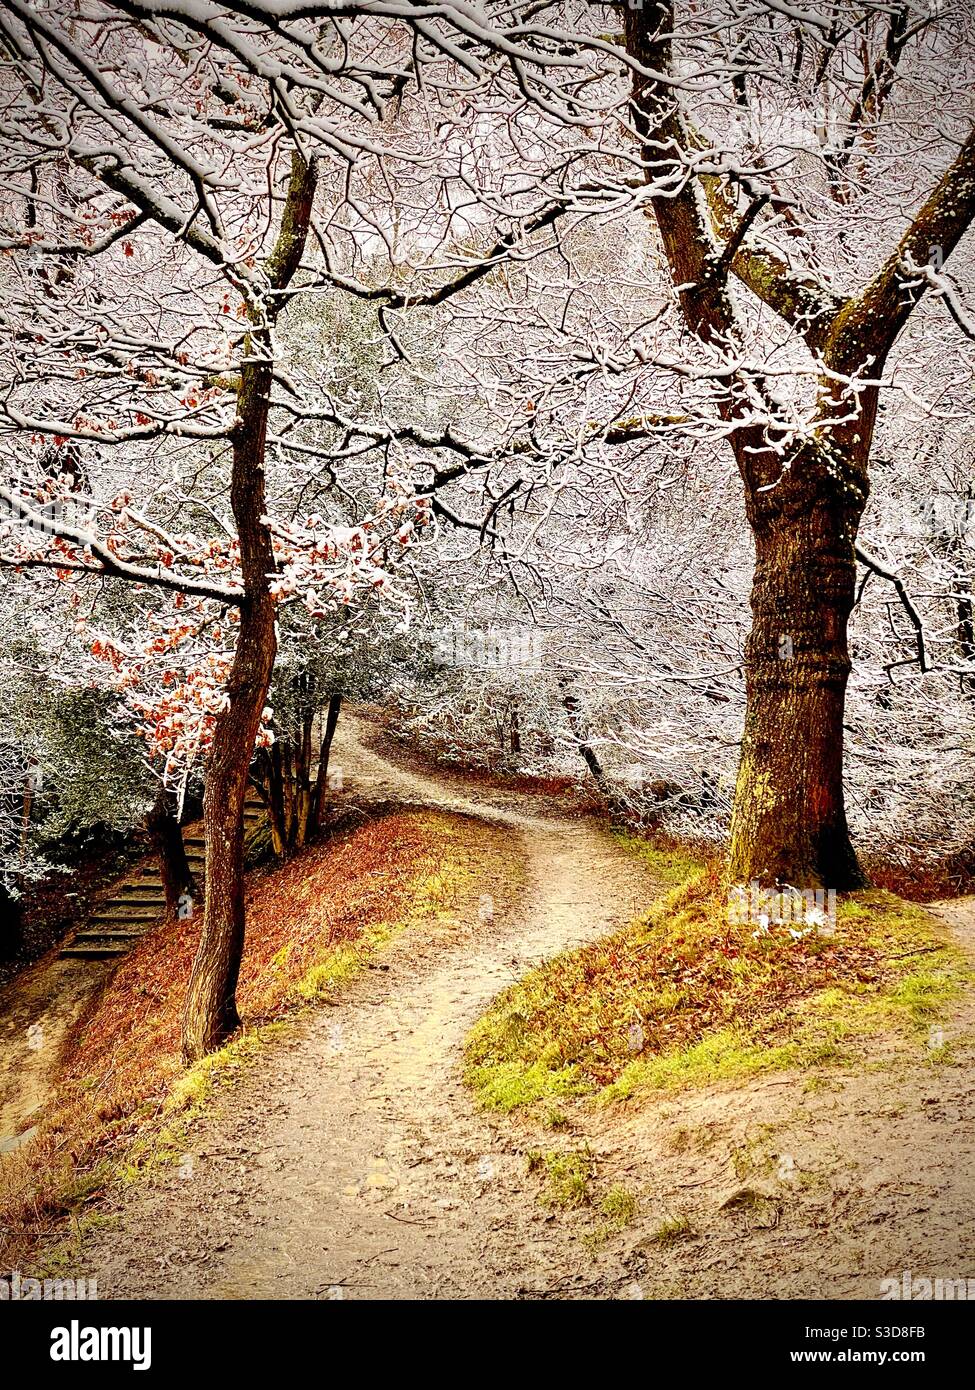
8,714,975,1299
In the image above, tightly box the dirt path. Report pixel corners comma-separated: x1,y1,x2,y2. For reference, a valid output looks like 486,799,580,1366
78,716,663,1298
66,721,975,1299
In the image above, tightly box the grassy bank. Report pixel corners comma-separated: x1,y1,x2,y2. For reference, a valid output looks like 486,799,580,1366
465,858,970,1116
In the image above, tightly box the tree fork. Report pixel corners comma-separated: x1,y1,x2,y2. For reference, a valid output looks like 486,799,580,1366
620,3,975,888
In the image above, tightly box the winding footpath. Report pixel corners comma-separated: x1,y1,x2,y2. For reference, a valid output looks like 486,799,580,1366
78,718,662,1298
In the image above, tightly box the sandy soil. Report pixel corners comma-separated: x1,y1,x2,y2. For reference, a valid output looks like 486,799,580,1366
36,717,975,1298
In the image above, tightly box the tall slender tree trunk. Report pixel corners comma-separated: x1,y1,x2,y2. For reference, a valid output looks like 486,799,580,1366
181,378,278,1060
263,740,288,857
294,706,315,846
947,530,975,695
181,151,317,1062
253,689,331,855
728,495,864,888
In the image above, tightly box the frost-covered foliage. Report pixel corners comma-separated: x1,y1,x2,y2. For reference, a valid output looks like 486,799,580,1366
379,1,975,869
0,1,973,887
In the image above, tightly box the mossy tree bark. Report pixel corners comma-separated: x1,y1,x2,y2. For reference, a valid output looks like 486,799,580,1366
624,3,975,887
728,484,864,887
181,152,318,1062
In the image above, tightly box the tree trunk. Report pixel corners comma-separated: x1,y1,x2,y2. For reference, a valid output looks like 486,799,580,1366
958,580,975,698
253,687,330,856
947,532,975,695
181,151,317,1062
180,424,278,1061
280,738,296,844
622,4,975,890
295,707,315,846
728,496,865,889
312,692,342,829
146,785,195,915
261,740,288,857
560,682,618,812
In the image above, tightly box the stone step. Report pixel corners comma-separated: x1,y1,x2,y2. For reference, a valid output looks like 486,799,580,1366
136,872,204,888
61,807,267,963
90,905,162,922
61,944,129,959
138,863,204,881
179,833,260,852
74,928,147,944
104,893,165,910
142,855,205,867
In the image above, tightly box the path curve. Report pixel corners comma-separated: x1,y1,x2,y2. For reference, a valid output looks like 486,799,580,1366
80,716,661,1298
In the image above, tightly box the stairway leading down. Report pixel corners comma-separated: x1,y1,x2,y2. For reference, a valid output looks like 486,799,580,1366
59,800,266,960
